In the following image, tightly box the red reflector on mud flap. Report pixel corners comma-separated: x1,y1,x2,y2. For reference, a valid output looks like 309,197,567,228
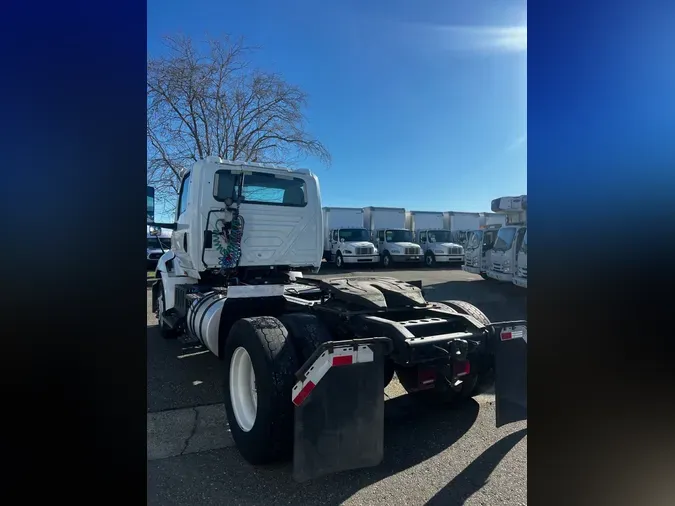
332,355,354,367
292,380,316,407
454,360,471,377
500,331,513,341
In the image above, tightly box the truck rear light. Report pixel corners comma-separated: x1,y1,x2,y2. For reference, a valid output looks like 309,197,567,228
454,360,470,377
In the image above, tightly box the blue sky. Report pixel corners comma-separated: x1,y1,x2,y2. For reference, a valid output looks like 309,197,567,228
148,0,526,217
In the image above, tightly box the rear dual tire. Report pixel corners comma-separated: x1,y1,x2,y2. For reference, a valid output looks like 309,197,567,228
223,317,299,465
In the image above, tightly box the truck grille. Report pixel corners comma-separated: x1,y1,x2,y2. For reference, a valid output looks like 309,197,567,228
356,247,374,255
148,253,161,260
466,257,479,267
492,263,505,273
517,267,527,278
450,247,463,255
405,247,420,255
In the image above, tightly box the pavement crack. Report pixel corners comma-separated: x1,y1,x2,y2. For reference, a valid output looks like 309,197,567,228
180,407,199,455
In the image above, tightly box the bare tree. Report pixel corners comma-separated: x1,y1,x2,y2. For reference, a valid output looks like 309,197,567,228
147,35,331,212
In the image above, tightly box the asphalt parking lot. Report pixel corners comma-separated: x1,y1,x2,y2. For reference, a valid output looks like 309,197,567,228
147,265,527,505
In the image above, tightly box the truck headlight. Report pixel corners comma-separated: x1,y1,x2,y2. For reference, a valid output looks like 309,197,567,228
373,248,379,255
434,249,444,254
390,249,401,254
344,250,353,254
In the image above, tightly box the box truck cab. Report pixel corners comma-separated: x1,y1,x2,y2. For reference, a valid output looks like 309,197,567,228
405,211,464,267
322,207,379,268
486,196,527,283
462,225,501,279
364,206,423,268
512,229,527,288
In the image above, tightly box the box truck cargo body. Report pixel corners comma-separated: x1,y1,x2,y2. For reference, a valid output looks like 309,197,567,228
364,207,423,268
405,211,464,267
482,212,508,228
322,207,379,267
443,212,483,246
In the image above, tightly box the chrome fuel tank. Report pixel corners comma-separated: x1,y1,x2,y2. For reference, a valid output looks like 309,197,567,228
185,291,227,356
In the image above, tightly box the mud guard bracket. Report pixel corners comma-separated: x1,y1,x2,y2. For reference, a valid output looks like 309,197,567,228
291,338,392,482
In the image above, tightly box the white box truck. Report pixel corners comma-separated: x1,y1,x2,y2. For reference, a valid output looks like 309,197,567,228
322,207,380,268
443,212,483,247
364,207,423,268
405,211,465,267
487,195,527,284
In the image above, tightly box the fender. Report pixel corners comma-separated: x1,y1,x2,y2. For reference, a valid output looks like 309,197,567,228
154,250,197,311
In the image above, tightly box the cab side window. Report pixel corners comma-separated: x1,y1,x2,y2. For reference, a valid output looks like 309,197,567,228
177,172,192,220
515,228,526,253
377,230,384,242
420,231,427,243
332,230,338,242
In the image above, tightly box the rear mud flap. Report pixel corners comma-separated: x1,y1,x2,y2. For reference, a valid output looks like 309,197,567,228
291,339,390,482
493,323,528,427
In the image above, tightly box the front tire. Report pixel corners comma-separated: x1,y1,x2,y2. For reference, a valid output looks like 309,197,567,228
425,251,435,267
335,252,344,268
223,317,299,465
382,252,392,268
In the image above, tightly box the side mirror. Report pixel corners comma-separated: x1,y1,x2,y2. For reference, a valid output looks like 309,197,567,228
147,186,155,223
149,225,162,237
340,237,345,243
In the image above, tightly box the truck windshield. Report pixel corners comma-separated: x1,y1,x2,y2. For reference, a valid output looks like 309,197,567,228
466,231,482,249
427,230,452,243
493,227,517,252
339,229,370,241
147,238,171,250
385,230,412,242
483,230,498,249
520,231,527,254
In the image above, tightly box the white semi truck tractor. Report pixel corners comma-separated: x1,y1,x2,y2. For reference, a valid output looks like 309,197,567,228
486,195,527,284
443,211,483,247
148,157,527,482
405,210,464,267
322,207,379,268
363,206,423,268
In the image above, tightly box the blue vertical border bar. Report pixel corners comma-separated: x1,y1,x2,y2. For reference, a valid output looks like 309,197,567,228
1,0,148,501
529,0,675,504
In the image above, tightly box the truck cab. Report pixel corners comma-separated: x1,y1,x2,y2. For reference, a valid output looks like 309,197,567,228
325,227,379,268
487,226,526,282
154,156,323,312
512,229,527,288
417,229,464,267
462,226,500,279
372,228,422,268
322,207,379,268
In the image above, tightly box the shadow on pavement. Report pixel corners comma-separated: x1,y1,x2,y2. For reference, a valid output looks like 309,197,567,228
148,397,482,506
425,428,528,505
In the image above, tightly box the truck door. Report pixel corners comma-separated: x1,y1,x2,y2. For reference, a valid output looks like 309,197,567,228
514,228,526,263
331,230,339,259
419,230,427,252
377,230,385,252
